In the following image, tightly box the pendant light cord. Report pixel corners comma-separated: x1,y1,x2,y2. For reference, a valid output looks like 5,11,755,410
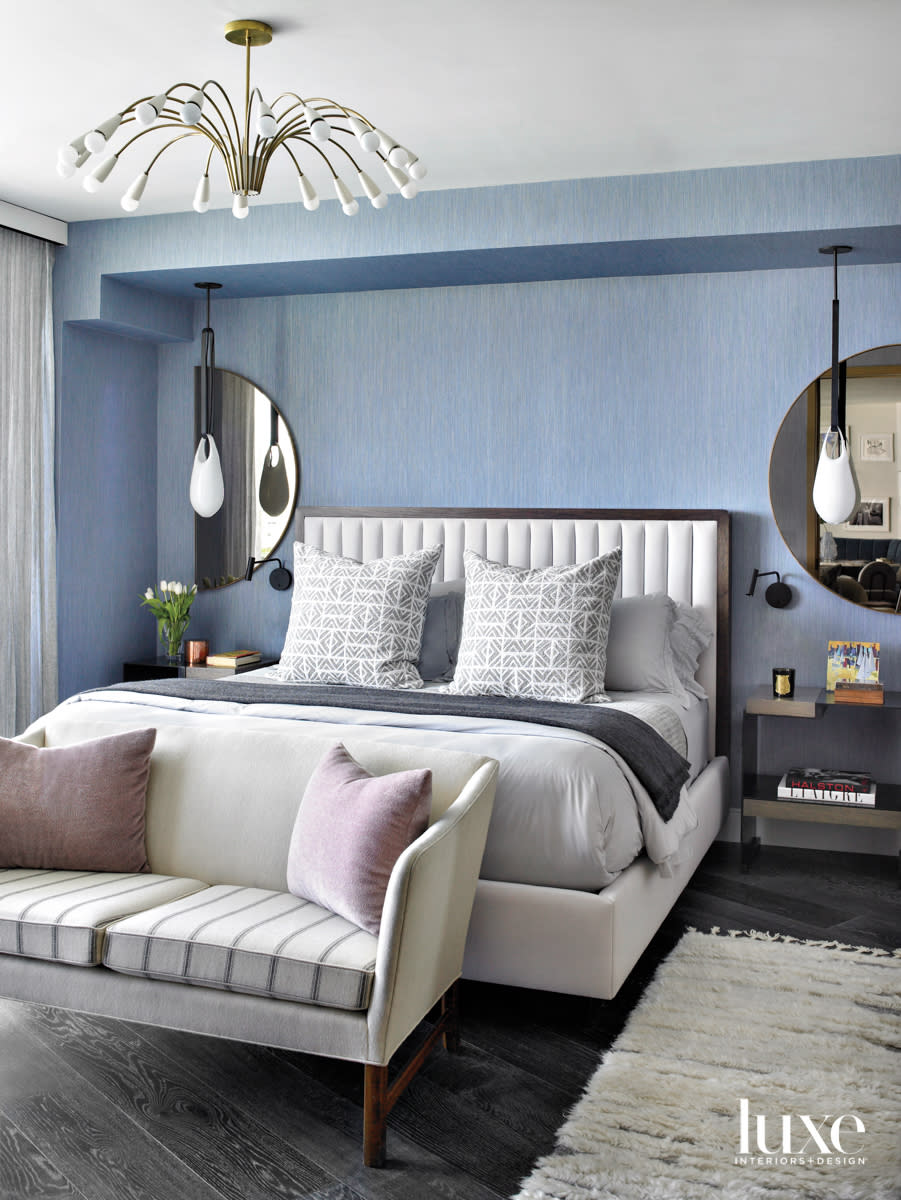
195,281,221,449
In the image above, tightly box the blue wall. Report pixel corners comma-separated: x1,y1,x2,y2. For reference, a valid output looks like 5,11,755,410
51,157,901,849
56,324,159,698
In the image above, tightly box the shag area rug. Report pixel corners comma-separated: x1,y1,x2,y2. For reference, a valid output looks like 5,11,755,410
514,930,900,1200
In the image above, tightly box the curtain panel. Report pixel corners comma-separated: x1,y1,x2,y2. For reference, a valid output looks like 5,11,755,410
0,225,57,736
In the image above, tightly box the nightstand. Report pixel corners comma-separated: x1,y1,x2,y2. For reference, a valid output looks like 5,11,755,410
122,657,185,682
122,658,277,682
741,685,901,875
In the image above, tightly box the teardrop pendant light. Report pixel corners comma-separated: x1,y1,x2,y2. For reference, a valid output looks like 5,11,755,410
811,246,858,525
258,404,290,516
189,281,225,517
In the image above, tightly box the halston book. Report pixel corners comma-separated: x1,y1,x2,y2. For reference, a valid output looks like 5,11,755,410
777,768,876,806
826,640,880,692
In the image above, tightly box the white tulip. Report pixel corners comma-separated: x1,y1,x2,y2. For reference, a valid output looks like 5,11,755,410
173,582,183,595
144,587,154,599
160,580,168,592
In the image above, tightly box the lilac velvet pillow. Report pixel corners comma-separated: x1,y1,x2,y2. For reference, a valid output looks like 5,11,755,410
0,728,156,873
287,743,432,935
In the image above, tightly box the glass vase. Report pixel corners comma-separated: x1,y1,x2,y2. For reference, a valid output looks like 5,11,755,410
161,623,188,662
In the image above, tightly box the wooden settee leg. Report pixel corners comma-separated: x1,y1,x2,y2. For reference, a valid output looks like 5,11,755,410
362,980,462,1165
363,1064,388,1167
442,979,460,1052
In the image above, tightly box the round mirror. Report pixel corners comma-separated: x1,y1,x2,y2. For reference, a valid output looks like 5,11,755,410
194,367,299,589
770,345,901,611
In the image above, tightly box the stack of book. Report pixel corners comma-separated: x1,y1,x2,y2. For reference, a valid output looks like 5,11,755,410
777,768,876,807
204,649,262,671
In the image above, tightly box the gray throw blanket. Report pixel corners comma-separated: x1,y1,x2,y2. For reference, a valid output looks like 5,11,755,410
105,678,691,821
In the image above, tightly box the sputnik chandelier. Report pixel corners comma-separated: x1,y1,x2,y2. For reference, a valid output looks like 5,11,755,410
56,19,426,219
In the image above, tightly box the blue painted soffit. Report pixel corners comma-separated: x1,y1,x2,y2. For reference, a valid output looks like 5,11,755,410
107,224,901,301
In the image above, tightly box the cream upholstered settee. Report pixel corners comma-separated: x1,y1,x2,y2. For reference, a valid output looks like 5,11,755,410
1,708,498,1166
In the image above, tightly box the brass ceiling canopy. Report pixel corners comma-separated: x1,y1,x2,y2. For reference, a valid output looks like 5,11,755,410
223,19,273,47
57,18,425,219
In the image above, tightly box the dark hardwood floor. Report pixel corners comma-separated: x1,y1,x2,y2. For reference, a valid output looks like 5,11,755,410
1,843,897,1200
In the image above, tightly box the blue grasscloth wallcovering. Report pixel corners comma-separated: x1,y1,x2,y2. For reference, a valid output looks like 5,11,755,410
57,325,158,696
51,158,901,850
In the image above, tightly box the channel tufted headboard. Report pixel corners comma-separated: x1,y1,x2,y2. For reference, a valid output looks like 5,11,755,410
295,507,731,759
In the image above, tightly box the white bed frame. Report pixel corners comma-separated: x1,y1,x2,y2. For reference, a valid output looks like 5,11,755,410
299,506,731,999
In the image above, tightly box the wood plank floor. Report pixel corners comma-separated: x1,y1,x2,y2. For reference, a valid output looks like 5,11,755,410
0,844,897,1200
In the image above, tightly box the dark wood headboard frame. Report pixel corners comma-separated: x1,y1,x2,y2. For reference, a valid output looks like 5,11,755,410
297,506,732,760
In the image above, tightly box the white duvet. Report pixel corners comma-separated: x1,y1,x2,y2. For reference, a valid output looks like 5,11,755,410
61,679,701,892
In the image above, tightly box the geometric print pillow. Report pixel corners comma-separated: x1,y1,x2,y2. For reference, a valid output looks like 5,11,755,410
277,542,442,689
448,547,622,703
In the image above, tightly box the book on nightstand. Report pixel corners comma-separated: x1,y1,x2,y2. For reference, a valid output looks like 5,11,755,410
777,768,876,806
833,681,885,705
204,649,262,669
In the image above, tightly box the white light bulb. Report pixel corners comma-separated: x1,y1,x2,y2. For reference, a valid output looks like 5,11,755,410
256,102,277,139
120,172,148,211
180,90,204,125
136,92,168,127
82,154,117,192
334,177,359,215
348,116,380,152
84,114,122,155
304,106,331,142
57,149,89,178
232,192,249,218
407,155,427,180
190,435,224,517
400,179,418,199
812,429,859,524
193,174,210,213
58,135,86,164
357,170,385,208
298,175,319,210
388,144,410,168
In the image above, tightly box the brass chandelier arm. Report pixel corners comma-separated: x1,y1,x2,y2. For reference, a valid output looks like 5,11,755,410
194,80,243,173
115,122,234,190
273,133,342,180
142,131,202,173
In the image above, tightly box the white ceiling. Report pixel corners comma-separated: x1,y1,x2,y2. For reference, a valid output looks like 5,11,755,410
5,0,901,224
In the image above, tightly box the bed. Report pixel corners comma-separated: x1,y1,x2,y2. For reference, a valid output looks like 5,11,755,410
62,506,732,1000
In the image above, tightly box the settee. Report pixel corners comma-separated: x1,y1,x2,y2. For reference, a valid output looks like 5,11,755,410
0,708,498,1166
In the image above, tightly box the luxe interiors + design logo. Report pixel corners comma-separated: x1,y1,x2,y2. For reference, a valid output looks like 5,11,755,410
735,1098,867,1168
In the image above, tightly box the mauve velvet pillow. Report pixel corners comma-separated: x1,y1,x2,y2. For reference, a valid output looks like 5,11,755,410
287,743,432,935
0,728,156,873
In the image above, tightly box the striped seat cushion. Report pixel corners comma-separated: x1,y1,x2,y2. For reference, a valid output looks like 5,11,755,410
103,885,379,1010
0,869,209,966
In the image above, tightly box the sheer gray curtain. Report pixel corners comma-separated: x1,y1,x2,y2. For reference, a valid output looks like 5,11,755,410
0,225,57,736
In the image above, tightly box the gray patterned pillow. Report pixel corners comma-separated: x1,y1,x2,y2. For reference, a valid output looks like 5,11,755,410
448,547,622,703
278,542,442,689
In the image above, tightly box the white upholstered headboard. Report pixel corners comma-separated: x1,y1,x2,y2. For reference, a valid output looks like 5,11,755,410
296,507,730,759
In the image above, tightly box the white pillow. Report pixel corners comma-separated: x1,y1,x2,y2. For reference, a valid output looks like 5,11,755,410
277,542,441,689
669,602,713,700
448,547,622,704
604,593,684,699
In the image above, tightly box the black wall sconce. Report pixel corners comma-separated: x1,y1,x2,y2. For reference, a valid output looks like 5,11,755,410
245,555,292,590
747,569,793,608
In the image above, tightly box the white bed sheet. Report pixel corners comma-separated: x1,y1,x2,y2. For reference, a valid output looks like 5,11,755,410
62,680,702,893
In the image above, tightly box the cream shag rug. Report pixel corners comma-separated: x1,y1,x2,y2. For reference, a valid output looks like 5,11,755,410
514,930,900,1200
